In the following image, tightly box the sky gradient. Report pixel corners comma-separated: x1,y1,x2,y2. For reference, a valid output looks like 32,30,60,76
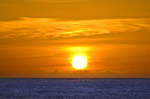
0,0,150,78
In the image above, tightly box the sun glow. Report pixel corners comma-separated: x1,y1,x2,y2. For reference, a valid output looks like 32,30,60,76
72,55,87,70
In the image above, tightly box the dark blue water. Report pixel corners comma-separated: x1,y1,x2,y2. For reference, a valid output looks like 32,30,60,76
0,78,150,99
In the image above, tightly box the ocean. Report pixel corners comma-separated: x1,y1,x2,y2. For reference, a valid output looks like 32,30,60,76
0,78,150,99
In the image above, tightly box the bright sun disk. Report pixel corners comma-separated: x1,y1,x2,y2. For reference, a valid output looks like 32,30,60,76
72,55,87,70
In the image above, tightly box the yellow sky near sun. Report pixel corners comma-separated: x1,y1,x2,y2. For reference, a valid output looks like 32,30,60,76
0,0,150,78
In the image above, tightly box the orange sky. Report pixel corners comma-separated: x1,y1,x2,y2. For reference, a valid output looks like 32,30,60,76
0,0,150,78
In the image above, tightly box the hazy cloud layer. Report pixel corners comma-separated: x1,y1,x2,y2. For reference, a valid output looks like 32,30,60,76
1,0,150,20
0,18,150,45
0,17,150,77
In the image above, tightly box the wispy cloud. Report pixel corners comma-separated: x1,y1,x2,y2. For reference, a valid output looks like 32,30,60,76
0,17,150,45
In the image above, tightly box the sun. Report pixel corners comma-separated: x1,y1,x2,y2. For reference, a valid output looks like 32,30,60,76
72,55,87,70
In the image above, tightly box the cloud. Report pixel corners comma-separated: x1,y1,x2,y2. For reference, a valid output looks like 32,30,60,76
0,17,150,45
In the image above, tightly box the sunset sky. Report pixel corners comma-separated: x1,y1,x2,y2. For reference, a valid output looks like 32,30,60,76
0,0,150,78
